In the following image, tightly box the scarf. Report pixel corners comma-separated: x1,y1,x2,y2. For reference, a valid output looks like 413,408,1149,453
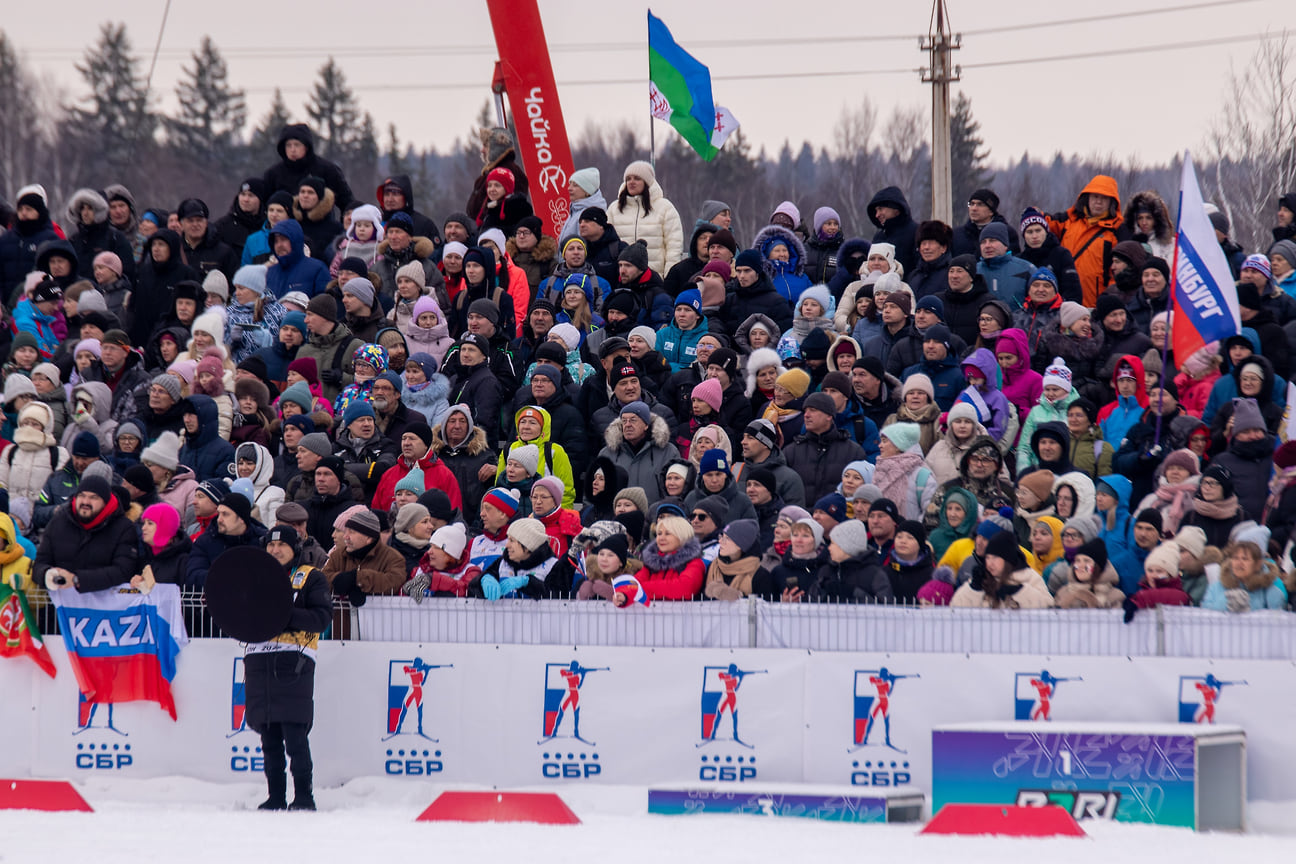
762,401,801,425
1193,494,1239,520
1153,477,1201,533
1265,466,1296,521
792,314,834,340
0,536,25,566
873,451,927,519
708,554,760,588
396,531,430,551
894,402,941,452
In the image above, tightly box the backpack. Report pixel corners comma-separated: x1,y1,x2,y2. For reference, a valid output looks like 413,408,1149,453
7,444,58,471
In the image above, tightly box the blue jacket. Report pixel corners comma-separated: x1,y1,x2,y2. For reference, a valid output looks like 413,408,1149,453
1097,475,1142,596
977,252,1034,309
828,238,872,299
241,224,271,265
1202,328,1288,425
1098,393,1144,448
263,220,329,299
12,299,61,359
903,353,964,411
657,318,710,372
178,394,236,482
754,225,813,304
834,401,880,462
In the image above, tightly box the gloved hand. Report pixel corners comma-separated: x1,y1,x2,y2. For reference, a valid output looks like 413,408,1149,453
430,572,466,597
320,368,343,387
995,582,1023,601
401,573,431,603
480,575,502,601
44,568,69,591
331,569,358,597
499,575,530,596
1205,562,1222,584
347,585,367,607
1122,597,1139,624
969,563,986,593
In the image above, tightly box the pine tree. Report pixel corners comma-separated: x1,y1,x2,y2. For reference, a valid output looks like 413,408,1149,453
385,123,407,177
249,88,292,159
0,31,50,195
305,57,359,162
166,36,247,174
67,22,155,175
350,111,380,195
950,91,992,211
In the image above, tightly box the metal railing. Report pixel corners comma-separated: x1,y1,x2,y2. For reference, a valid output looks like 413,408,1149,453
27,589,1296,659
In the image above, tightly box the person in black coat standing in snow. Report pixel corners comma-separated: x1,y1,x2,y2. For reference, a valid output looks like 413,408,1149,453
245,526,333,811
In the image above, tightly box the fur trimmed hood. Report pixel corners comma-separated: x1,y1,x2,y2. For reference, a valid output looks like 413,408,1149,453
603,412,672,450
744,347,786,397
506,234,558,263
293,186,337,224
378,235,438,261
639,536,703,572
67,188,109,225
1220,554,1282,593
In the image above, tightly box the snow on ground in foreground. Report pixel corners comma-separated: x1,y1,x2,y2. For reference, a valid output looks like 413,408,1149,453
5,777,1296,864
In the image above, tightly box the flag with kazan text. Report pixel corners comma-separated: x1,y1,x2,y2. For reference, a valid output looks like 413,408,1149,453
1171,152,1241,362
648,12,739,161
51,584,188,720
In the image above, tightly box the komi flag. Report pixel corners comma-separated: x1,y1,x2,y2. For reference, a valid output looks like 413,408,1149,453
1171,152,1240,362
51,584,188,720
648,12,739,160
0,577,56,678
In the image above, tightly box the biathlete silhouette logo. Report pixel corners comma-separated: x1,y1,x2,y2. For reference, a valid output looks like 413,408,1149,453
74,692,126,736
386,657,453,741
699,663,766,749
851,668,917,753
540,660,608,746
1178,673,1247,724
1014,669,1081,721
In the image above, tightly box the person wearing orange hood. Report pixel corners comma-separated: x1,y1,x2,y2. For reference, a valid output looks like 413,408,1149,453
1045,175,1129,306
1097,355,1148,446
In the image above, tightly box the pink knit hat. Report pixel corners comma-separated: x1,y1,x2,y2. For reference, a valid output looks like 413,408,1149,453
692,378,723,413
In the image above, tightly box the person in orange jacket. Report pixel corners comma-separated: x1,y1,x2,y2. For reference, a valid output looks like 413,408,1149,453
1045,175,1130,307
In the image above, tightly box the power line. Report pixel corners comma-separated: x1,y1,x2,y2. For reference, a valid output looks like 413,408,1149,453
962,29,1284,69
962,0,1260,37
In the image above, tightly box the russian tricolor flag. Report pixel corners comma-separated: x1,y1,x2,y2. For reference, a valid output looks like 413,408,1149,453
51,585,189,720
1171,152,1241,362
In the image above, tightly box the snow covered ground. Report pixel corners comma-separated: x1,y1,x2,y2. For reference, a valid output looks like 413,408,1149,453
6,778,1296,863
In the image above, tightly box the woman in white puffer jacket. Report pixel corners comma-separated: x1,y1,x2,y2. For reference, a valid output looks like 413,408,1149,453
606,160,684,276
0,402,69,504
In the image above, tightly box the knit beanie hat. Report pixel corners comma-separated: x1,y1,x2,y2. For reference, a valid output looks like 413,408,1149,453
345,508,382,540
1018,470,1056,505
979,222,1011,248
1058,302,1090,330
917,579,954,605
803,392,836,417
307,293,338,323
721,519,761,555
775,368,811,399
628,325,657,350
829,519,871,558
296,432,333,458
394,468,426,497
1064,516,1099,545
570,167,600,195
150,373,182,404
813,493,848,524
792,516,825,548
699,448,730,476
618,240,649,272
1165,527,1204,564
1230,397,1266,437
482,487,521,519
594,532,630,568
508,517,551,552
1135,508,1164,533
900,373,934,400
880,422,922,454
533,475,565,503
430,523,468,558
612,486,649,515
396,261,426,288
1144,541,1181,576
1042,357,1073,392
140,431,181,472
1075,538,1109,574
691,378,723,413
1161,449,1200,478
507,443,541,476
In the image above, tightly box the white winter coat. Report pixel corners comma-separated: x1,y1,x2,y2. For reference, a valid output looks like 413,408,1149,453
606,179,685,275
0,403,69,503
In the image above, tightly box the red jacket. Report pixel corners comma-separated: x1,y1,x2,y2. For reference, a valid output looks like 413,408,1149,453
537,507,582,560
634,537,707,600
371,450,463,512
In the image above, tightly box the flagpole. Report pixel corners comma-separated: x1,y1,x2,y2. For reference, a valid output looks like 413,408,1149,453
647,9,656,169
1155,153,1188,450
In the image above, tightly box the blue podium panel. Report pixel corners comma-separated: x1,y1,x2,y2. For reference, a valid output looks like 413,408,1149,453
648,785,923,823
932,721,1245,831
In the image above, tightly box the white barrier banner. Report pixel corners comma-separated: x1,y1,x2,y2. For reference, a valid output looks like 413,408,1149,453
7,641,1296,800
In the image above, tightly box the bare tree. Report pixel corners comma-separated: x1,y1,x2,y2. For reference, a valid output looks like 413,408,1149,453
1205,31,1296,252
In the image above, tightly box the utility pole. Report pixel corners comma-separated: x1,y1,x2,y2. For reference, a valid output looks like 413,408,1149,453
921,0,960,225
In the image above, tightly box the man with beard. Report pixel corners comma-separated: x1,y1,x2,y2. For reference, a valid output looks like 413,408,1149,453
35,475,137,591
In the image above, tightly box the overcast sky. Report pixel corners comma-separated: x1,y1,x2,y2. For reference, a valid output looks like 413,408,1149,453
6,0,1295,170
